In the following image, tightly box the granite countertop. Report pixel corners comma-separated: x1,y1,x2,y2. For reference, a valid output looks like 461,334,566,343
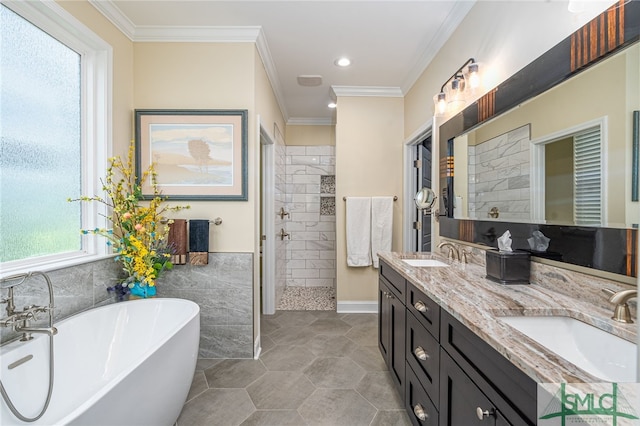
378,251,638,384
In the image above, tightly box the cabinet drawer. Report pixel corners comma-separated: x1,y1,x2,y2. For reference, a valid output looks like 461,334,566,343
406,283,440,339
380,259,406,299
406,312,440,407
405,363,439,426
440,310,536,425
440,349,498,426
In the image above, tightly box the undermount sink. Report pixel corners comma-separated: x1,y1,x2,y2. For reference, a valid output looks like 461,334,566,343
499,316,637,382
402,258,449,268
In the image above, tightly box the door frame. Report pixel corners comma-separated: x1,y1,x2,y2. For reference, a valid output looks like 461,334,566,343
403,121,433,252
260,120,276,315
530,116,607,225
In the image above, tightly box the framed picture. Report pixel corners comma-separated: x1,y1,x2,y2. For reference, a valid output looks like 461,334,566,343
135,109,248,201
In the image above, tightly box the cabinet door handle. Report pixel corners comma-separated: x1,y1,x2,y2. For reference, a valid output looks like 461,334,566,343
414,346,429,361
414,300,429,313
413,404,428,421
476,407,495,420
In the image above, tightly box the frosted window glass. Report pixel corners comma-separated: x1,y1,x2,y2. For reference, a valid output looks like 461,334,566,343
0,5,82,262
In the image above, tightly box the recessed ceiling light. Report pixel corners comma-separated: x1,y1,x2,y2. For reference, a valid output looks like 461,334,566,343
335,57,351,67
328,102,337,109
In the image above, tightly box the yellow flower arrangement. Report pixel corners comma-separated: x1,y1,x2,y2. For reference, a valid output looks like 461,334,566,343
70,140,189,298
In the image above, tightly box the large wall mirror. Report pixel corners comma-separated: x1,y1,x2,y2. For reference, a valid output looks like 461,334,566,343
439,1,639,279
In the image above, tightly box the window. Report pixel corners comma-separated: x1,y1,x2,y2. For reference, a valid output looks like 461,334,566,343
0,1,111,273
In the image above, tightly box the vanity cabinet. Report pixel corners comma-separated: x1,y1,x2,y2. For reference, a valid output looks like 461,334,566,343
378,261,537,426
440,350,512,426
378,260,407,399
440,310,536,425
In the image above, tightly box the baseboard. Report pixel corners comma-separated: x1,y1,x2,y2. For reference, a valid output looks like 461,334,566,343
253,336,261,360
337,300,378,313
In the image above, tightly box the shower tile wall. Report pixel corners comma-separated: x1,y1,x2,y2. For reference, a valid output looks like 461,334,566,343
285,146,336,289
468,125,530,221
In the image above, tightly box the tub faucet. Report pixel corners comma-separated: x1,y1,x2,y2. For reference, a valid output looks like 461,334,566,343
437,241,460,261
602,288,637,323
1,271,57,341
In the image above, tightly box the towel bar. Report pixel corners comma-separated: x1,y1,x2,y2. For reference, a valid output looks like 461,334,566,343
342,196,397,201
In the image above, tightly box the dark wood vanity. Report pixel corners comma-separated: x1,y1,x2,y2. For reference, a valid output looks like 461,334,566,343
379,259,536,425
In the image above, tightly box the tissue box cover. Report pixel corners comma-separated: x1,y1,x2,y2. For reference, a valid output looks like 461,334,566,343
485,249,530,284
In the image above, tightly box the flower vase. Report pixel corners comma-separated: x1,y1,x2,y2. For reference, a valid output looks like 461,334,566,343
130,282,157,298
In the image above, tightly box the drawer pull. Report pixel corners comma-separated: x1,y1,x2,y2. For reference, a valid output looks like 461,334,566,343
413,404,428,421
414,301,429,313
476,407,495,420
414,346,429,361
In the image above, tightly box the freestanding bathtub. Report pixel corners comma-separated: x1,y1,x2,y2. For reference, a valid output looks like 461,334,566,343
0,298,200,425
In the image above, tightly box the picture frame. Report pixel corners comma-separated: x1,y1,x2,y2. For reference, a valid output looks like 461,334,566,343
135,109,248,201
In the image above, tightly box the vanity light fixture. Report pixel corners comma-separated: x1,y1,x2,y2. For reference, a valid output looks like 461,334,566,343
433,58,481,117
328,102,337,108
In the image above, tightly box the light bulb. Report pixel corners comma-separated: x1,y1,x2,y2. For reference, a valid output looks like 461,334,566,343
467,63,480,90
433,92,447,116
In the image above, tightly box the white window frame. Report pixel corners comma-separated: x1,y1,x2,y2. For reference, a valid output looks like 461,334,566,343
530,117,608,226
1,0,113,274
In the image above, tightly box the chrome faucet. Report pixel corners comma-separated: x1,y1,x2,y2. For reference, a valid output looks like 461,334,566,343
602,288,637,323
437,241,460,261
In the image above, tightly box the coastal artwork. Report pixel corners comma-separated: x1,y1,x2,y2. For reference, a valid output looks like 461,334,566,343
135,110,247,200
149,123,234,187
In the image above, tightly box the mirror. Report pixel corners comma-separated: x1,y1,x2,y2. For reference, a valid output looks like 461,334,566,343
414,187,436,211
451,42,638,228
438,1,639,278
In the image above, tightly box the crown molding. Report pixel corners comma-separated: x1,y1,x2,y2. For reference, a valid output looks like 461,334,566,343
400,0,475,94
134,25,261,42
88,1,289,121
287,117,335,126
255,28,290,122
331,86,403,98
88,0,136,40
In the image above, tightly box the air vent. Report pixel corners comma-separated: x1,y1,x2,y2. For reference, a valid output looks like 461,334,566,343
297,75,323,87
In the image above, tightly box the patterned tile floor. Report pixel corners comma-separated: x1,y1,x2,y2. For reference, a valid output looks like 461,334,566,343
177,310,410,426
276,286,336,311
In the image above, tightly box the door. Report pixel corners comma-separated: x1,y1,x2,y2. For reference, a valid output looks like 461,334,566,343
418,136,433,252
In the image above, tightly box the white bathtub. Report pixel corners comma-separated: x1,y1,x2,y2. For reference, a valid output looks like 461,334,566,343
0,298,200,425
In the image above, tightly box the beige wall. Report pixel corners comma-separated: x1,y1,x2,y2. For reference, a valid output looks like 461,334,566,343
335,96,404,303
545,138,574,223
404,2,614,139
285,125,335,146
58,0,134,160
133,42,258,252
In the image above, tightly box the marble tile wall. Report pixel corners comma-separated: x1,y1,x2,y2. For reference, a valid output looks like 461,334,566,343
1,253,254,359
0,257,122,344
161,253,253,358
285,146,336,289
468,125,531,221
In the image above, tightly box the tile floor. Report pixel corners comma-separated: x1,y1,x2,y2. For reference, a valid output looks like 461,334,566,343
177,310,411,426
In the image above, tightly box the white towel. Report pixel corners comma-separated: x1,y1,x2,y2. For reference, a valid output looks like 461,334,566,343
371,197,394,268
346,197,372,267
